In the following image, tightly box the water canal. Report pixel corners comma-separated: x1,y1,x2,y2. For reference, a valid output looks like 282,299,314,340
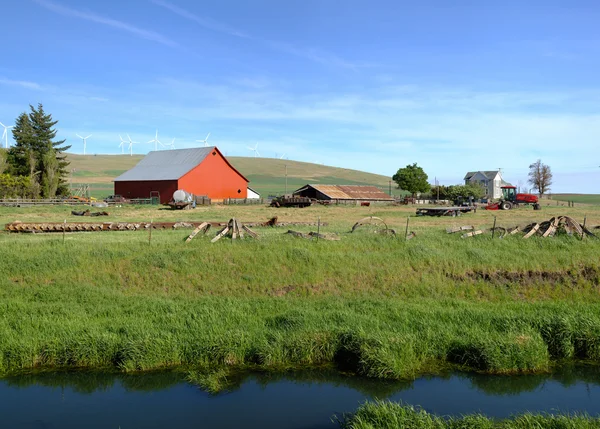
1,365,600,429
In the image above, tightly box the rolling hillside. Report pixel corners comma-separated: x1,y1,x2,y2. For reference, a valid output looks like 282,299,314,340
65,154,394,198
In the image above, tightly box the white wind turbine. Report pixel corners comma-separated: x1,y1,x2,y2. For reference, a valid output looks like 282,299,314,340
147,129,165,151
76,133,92,155
196,132,211,147
167,138,175,149
279,153,286,159
0,121,14,149
118,135,128,154
247,143,260,158
126,134,138,156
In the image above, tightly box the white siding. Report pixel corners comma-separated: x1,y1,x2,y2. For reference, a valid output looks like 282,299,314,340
247,188,260,199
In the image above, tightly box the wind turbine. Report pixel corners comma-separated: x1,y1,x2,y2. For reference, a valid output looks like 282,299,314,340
75,133,92,155
247,143,260,158
279,153,286,159
126,134,138,156
167,138,175,149
0,121,14,149
147,129,165,151
118,135,127,154
196,132,211,147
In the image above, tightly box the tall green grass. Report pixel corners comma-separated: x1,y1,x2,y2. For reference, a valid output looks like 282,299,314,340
1,223,600,378
2,292,600,378
341,401,600,428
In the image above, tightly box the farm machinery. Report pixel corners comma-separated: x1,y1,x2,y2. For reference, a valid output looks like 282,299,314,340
485,186,540,211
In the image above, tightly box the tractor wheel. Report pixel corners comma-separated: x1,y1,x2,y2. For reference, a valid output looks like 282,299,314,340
501,201,513,210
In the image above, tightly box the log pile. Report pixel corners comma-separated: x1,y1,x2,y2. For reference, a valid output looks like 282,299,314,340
211,218,259,243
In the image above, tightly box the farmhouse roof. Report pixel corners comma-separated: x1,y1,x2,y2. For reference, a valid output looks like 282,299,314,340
114,147,248,182
294,184,393,201
464,170,501,181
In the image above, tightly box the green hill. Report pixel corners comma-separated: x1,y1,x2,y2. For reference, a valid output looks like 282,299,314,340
65,154,394,198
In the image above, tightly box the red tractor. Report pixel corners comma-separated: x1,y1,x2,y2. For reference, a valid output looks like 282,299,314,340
486,186,540,210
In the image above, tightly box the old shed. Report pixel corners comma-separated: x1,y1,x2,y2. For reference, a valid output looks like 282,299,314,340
114,147,249,203
293,184,393,203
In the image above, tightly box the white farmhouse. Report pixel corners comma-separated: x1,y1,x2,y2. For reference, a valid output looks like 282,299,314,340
464,170,511,199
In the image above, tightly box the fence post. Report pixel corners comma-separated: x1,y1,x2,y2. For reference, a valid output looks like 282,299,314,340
492,216,497,239
316,217,321,243
405,216,410,241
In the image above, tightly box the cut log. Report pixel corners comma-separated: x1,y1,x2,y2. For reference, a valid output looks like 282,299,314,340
211,226,230,243
461,230,483,239
242,225,259,238
185,222,210,243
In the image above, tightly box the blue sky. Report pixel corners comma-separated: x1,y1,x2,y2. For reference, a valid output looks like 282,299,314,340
1,0,599,192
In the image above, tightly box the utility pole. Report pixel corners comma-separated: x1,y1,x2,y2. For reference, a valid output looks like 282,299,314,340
389,180,392,197
285,165,288,196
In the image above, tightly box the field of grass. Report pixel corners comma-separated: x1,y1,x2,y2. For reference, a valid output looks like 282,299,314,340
1,204,600,381
550,194,600,205
64,154,393,198
342,401,600,428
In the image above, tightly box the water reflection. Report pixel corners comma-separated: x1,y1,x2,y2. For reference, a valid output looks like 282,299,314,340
1,365,600,429
3,364,600,398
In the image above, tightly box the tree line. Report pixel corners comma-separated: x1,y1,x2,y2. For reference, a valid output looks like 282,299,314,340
0,104,70,199
393,160,552,199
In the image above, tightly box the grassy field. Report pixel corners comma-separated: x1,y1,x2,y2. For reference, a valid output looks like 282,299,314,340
550,194,600,205
1,204,600,381
64,154,394,198
342,401,600,428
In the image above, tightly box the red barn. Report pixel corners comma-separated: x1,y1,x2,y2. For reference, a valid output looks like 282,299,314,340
114,147,249,203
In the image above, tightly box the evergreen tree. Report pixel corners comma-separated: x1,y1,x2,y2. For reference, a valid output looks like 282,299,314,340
0,149,7,175
41,149,59,198
7,112,36,177
28,104,71,196
7,104,70,197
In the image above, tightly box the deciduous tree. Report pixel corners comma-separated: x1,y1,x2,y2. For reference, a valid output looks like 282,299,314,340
393,163,430,197
528,159,552,196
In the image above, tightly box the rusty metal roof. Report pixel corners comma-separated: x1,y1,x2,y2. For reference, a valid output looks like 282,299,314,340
294,184,393,200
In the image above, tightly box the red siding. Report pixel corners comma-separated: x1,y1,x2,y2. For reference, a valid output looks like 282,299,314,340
115,180,178,204
178,149,248,200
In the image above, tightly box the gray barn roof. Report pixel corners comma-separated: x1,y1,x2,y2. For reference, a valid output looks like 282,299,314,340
464,171,501,181
114,147,215,182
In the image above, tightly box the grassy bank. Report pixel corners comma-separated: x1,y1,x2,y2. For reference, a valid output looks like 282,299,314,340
1,205,600,379
3,294,600,378
341,402,600,428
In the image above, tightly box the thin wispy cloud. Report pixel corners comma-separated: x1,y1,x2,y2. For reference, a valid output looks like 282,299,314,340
34,0,179,48
0,78,44,90
150,0,364,69
151,0,249,38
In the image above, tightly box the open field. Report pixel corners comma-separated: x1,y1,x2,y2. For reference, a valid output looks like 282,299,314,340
1,204,600,380
342,401,600,428
550,194,600,205
65,154,394,198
